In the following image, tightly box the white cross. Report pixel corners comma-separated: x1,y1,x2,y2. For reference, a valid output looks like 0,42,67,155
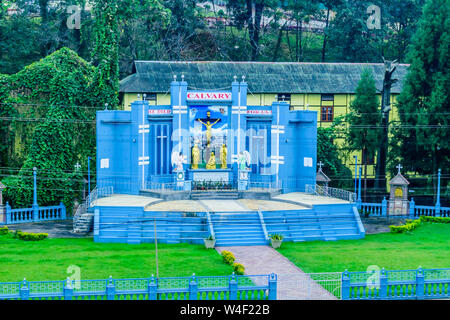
396,164,403,174
318,161,324,170
74,162,81,170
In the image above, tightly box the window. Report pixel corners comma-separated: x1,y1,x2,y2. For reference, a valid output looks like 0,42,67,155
143,93,156,101
321,94,334,122
321,106,333,121
276,93,291,103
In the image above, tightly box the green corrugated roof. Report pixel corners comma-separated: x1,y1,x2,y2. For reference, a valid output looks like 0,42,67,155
120,61,409,94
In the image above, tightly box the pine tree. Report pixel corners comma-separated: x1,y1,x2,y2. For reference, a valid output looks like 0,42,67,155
391,0,449,199
346,68,381,200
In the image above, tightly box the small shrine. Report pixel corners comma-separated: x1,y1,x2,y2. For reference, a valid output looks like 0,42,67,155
388,164,410,215
316,161,331,188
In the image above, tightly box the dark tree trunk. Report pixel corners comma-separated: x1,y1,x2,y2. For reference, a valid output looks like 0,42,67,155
321,8,330,62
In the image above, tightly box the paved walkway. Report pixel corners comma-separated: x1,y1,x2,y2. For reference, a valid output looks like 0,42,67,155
216,246,338,300
6,220,90,238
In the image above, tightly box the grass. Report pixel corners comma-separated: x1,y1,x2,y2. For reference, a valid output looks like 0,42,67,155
0,236,234,282
277,223,450,273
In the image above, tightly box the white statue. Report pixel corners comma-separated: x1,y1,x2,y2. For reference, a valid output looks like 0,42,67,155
171,151,185,172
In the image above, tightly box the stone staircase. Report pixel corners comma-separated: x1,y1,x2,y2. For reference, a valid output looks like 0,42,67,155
73,211,94,233
211,212,267,246
191,190,239,200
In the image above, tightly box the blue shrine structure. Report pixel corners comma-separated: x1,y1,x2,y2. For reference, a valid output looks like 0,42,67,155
93,77,365,245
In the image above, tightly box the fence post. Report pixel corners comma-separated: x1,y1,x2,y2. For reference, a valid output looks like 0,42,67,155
229,273,238,300
20,279,29,300
64,278,73,300
268,273,277,300
409,198,415,218
342,270,350,300
106,276,115,300
380,268,388,299
416,268,424,300
148,275,157,300
5,202,11,224
60,202,66,220
189,274,198,300
381,197,387,216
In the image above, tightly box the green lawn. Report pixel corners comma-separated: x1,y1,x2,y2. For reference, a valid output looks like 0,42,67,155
277,223,450,273
0,237,233,282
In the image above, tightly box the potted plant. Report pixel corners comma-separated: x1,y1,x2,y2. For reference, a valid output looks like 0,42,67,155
204,235,216,249
270,234,284,249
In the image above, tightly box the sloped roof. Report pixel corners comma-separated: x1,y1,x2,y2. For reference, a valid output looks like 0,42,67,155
119,61,409,94
316,169,331,183
389,173,410,186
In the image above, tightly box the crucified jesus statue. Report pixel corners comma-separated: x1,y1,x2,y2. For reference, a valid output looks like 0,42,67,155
197,118,220,145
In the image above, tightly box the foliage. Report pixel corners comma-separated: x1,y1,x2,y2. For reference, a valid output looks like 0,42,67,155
270,234,283,241
0,226,8,235
389,219,421,233
419,216,450,224
221,250,236,265
317,125,353,190
1,48,98,209
12,230,48,241
390,0,449,179
232,263,245,275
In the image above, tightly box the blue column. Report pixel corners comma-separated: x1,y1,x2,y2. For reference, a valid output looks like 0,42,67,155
106,276,115,300
416,268,424,299
148,275,157,300
229,273,238,300
59,202,66,219
357,167,362,209
268,273,277,300
380,268,388,299
5,202,11,224
409,198,415,218
20,280,29,300
189,274,198,300
354,155,358,196
381,197,387,216
64,278,74,300
88,157,91,206
32,167,39,222
435,169,441,216
342,270,350,300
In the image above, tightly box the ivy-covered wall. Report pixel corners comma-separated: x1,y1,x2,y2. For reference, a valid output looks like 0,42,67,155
1,47,103,211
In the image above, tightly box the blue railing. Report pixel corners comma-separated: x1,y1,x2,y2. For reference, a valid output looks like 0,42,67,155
359,198,449,217
342,268,450,300
0,273,277,300
4,202,66,225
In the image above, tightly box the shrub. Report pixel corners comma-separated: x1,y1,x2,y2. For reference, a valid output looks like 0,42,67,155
15,231,48,241
389,219,421,233
233,263,245,275
419,216,450,224
221,250,235,265
0,226,8,235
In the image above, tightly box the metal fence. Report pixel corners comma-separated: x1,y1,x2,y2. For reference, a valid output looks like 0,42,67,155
306,184,356,202
0,274,277,301
359,198,450,218
3,202,66,225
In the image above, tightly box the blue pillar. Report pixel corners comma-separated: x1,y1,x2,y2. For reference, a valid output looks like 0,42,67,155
5,202,11,224
20,280,29,300
342,270,350,300
381,197,387,216
268,273,277,300
59,202,66,219
354,155,358,196
64,278,73,300
380,268,387,299
88,157,91,206
106,276,115,300
189,274,198,300
32,167,39,222
148,275,157,300
357,167,362,209
435,169,441,216
416,268,424,299
229,273,238,300
409,198,415,218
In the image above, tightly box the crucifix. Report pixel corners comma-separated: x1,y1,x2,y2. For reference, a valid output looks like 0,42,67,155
396,164,403,174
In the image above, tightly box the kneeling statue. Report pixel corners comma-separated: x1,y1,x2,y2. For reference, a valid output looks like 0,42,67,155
206,152,216,170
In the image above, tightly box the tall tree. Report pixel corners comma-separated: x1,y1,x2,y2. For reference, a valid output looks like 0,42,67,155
320,0,342,62
91,0,120,108
391,0,449,200
346,69,381,200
